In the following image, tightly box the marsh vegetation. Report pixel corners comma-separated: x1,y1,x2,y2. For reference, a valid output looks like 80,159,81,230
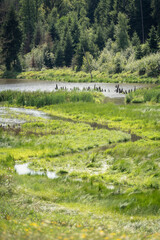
0,89,160,240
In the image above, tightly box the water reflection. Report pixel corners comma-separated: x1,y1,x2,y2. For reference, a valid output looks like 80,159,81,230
14,162,57,179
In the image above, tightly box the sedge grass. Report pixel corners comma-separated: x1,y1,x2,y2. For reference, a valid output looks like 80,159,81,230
0,90,160,239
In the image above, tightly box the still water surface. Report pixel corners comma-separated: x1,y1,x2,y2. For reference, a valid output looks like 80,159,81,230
0,79,151,99
14,162,57,179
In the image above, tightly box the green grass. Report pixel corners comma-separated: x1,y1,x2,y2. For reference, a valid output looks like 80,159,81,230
0,90,160,239
0,67,160,83
0,90,104,107
126,85,160,103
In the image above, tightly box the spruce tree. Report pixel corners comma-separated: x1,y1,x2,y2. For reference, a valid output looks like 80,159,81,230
71,18,80,49
132,32,140,47
148,25,159,53
151,0,160,36
135,44,143,60
1,7,22,70
95,26,105,51
115,12,130,50
64,31,73,67
20,0,36,53
54,44,64,67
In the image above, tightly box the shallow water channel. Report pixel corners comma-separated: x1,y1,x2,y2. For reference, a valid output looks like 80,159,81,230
0,107,51,126
0,79,152,99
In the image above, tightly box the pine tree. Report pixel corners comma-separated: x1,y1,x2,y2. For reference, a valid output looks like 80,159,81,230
95,26,105,51
20,0,36,53
135,44,142,60
148,25,159,53
54,44,64,67
86,0,100,24
49,22,59,42
115,12,130,50
75,44,84,71
94,0,110,28
71,18,80,49
132,32,140,47
1,7,22,70
64,31,73,67
151,0,160,36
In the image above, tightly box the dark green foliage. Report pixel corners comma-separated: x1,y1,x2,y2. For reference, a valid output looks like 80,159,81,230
54,44,64,67
0,0,160,72
148,26,159,53
1,7,22,70
135,44,143,60
20,0,36,53
94,0,111,28
115,12,130,50
132,32,140,47
64,31,73,67
86,0,100,24
151,0,160,36
70,18,80,49
44,49,54,68
114,57,122,73
95,26,105,51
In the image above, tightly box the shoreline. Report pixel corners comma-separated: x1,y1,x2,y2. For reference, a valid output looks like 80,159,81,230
0,68,160,84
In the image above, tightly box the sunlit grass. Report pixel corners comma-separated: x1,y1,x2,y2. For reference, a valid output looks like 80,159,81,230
0,90,160,239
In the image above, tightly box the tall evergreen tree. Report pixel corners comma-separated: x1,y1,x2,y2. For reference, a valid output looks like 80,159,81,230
86,0,100,24
54,44,64,67
20,0,36,53
95,26,105,51
135,44,143,60
64,31,73,67
94,0,111,38
148,25,159,52
1,7,22,70
115,12,130,50
132,31,140,47
70,16,80,49
151,0,160,36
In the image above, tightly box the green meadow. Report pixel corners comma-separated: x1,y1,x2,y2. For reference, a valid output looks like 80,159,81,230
0,88,160,240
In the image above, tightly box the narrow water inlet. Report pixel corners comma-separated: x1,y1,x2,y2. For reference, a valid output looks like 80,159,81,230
14,162,58,179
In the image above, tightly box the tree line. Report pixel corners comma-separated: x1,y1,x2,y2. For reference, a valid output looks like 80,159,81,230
0,0,159,72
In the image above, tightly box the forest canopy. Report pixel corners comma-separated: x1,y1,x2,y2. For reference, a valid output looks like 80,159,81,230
0,0,160,73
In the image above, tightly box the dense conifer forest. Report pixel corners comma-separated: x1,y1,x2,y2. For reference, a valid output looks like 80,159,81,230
0,2,160,239
0,0,160,76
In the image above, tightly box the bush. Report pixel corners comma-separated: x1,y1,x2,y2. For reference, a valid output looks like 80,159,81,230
147,61,160,77
138,66,146,76
24,44,54,70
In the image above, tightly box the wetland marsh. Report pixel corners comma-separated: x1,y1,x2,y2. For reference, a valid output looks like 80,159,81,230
0,86,160,240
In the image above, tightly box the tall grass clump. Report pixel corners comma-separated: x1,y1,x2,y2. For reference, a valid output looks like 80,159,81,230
126,85,160,103
0,90,96,107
